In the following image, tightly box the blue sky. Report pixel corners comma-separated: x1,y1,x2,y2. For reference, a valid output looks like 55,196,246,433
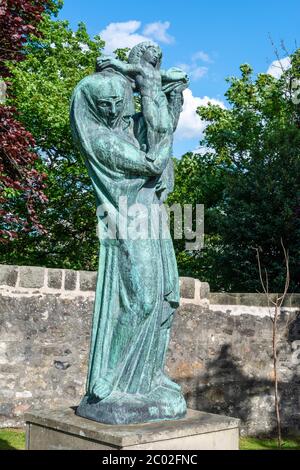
58,0,300,156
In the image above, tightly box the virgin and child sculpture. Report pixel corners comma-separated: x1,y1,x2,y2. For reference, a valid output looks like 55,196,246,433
70,42,189,424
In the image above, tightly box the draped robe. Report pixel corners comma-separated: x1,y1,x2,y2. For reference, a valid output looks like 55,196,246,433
70,71,186,424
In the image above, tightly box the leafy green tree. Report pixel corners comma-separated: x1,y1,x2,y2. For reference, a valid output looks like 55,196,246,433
167,152,227,289
3,8,299,296
197,56,300,292
114,47,130,62
0,16,104,269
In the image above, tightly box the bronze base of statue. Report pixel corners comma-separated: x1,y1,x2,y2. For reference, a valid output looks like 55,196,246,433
76,386,187,425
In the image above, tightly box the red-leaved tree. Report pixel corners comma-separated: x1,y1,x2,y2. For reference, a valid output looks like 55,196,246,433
0,105,48,241
0,0,61,77
0,0,61,242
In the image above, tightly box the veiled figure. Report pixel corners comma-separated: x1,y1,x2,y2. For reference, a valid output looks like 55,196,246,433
70,60,188,424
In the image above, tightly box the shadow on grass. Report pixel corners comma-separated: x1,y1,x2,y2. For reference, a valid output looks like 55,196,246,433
0,438,17,450
0,429,25,450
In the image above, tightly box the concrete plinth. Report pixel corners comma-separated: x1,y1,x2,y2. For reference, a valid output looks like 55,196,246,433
25,407,240,450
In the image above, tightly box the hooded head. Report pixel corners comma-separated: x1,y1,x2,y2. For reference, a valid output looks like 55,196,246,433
70,71,135,157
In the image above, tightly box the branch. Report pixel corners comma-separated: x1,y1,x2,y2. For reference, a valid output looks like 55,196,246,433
256,247,276,310
278,238,290,307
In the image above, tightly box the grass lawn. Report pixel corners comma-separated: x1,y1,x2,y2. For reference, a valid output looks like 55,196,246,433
0,428,300,450
0,428,26,450
240,436,300,450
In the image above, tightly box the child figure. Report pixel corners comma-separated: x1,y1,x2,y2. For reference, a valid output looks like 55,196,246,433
96,42,188,150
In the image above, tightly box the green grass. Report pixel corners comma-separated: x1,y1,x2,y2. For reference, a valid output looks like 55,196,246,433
240,436,300,450
0,428,300,451
0,428,26,450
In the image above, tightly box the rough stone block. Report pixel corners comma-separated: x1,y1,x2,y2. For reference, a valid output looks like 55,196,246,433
283,294,300,307
19,266,45,289
79,271,97,291
64,270,77,291
209,292,283,307
239,293,275,307
200,282,210,299
0,265,18,287
47,269,62,290
0,403,14,418
180,277,195,299
25,408,240,450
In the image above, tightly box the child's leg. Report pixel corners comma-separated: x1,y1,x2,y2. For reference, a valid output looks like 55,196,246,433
146,126,158,150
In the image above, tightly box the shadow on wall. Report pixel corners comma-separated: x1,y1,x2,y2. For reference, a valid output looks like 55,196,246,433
182,312,300,436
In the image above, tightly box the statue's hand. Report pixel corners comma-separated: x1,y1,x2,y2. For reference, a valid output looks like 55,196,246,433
170,81,188,95
166,67,189,83
162,68,189,95
96,56,120,72
92,378,113,400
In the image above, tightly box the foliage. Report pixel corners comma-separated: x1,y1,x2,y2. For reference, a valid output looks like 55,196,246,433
0,0,61,242
0,0,62,77
167,152,227,289
240,436,300,450
0,15,104,268
195,56,300,292
0,428,26,450
0,105,47,242
114,47,130,62
8,16,103,159
2,6,300,292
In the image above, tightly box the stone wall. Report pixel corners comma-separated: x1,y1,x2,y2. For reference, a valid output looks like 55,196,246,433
0,264,299,435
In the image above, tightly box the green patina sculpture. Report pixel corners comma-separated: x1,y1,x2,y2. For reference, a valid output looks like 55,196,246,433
70,42,189,425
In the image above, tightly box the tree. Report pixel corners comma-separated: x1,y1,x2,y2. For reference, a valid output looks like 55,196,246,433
256,240,290,447
0,105,47,241
0,0,62,242
0,0,61,77
0,15,104,268
167,152,227,289
197,56,300,292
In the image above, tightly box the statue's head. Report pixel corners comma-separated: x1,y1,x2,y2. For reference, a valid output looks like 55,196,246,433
71,71,135,130
70,71,135,157
94,74,129,128
128,42,162,68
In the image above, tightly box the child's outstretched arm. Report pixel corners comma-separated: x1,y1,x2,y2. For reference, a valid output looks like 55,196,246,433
96,57,144,77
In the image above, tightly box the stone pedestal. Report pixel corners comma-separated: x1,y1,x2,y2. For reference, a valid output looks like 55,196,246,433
25,407,240,450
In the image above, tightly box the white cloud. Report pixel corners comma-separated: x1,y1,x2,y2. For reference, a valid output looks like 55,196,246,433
100,21,149,54
267,56,291,79
192,146,215,155
143,21,174,44
192,51,213,63
178,63,208,81
177,63,190,71
99,20,174,55
175,89,225,140
177,50,212,82
190,66,208,80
